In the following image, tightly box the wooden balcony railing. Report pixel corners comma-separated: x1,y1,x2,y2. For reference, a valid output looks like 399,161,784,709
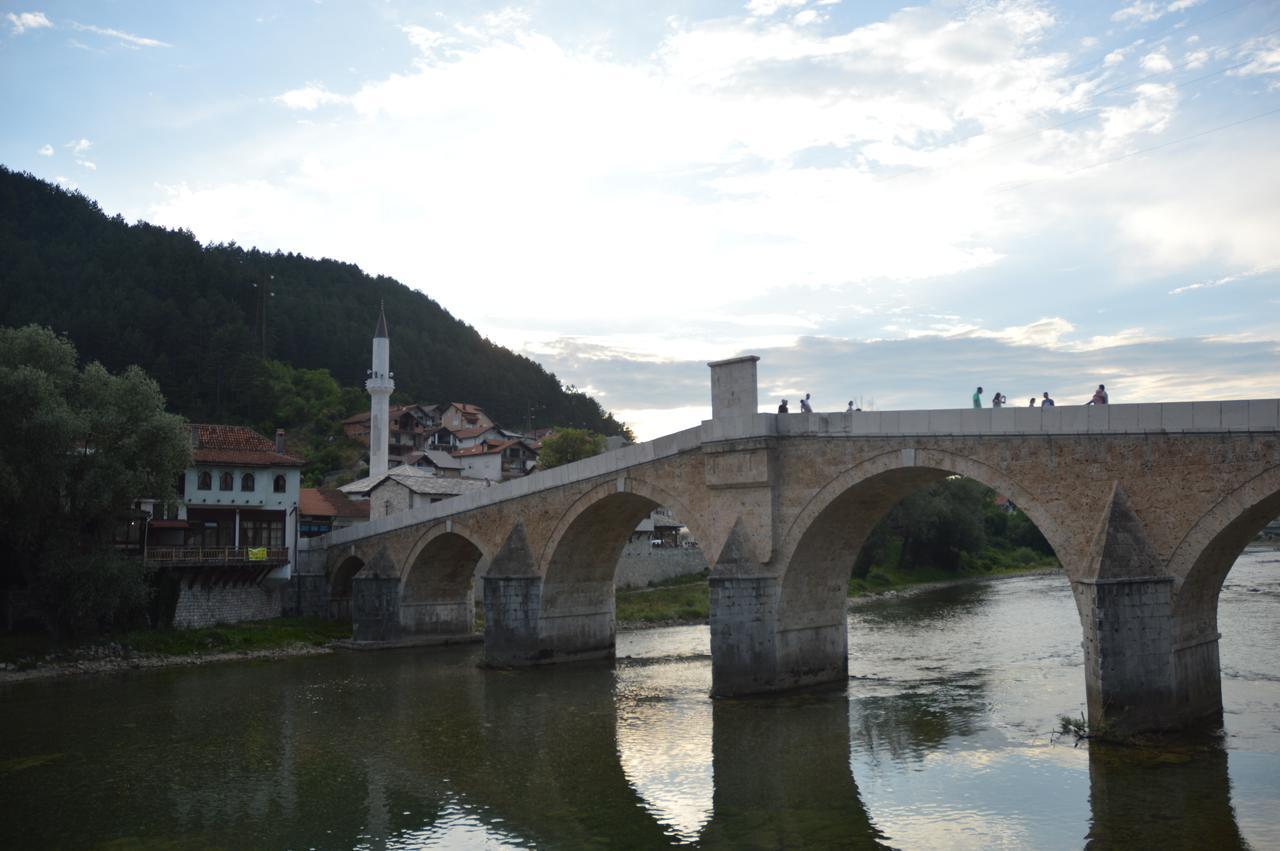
144,547,289,566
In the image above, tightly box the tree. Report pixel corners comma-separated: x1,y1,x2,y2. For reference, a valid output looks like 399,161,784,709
536,428,607,470
0,325,190,637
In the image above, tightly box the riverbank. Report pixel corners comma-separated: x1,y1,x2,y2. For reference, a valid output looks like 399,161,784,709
0,617,349,685
614,560,1063,629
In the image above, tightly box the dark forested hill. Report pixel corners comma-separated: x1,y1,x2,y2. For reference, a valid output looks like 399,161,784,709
0,167,625,435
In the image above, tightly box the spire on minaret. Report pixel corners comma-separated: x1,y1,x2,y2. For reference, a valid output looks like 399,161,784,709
366,302,394,478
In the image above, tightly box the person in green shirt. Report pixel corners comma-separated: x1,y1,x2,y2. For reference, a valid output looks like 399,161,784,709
972,386,983,408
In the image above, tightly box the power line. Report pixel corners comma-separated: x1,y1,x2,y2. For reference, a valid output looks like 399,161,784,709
990,104,1280,195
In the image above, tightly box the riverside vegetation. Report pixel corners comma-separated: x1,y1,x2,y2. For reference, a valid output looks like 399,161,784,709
617,476,1060,626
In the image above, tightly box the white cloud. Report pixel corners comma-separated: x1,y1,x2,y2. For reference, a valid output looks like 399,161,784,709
38,143,53,156
273,82,347,110
1169,266,1278,295
6,11,52,34
1112,0,1203,24
71,21,169,48
1139,49,1172,73
1234,36,1280,79
747,0,808,17
65,138,92,155
75,159,96,170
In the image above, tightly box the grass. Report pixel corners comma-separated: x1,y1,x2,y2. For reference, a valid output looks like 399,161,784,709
616,571,710,624
849,546,1059,597
0,617,351,667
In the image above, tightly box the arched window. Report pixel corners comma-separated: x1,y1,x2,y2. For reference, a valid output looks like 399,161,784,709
241,473,255,492
198,471,212,491
273,474,287,493
219,472,233,491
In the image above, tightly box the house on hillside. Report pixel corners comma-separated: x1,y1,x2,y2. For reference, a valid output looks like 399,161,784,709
451,424,505,449
451,439,538,481
367,471,491,518
343,403,442,467
439,402,494,433
403,449,464,477
299,487,370,538
141,424,305,629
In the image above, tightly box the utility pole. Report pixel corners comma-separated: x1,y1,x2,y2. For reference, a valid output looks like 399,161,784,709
252,275,275,359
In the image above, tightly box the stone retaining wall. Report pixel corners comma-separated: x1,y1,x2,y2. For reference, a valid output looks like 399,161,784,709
173,582,282,629
615,541,707,590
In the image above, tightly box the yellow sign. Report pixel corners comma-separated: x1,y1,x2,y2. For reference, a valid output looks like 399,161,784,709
247,547,268,561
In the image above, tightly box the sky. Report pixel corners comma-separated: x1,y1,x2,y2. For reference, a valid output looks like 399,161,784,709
3,0,1278,439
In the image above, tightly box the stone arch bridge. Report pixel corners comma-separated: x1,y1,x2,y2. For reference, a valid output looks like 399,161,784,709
299,357,1280,734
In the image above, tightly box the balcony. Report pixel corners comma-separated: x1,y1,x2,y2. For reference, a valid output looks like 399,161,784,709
144,547,290,568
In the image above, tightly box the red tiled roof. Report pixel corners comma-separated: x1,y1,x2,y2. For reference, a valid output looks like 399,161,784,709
451,438,537,458
190,424,306,467
300,487,371,519
452,425,497,439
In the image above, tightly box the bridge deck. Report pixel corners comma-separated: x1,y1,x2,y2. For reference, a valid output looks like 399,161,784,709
307,399,1279,550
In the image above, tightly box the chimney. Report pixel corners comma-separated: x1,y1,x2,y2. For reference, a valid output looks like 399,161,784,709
275,429,285,454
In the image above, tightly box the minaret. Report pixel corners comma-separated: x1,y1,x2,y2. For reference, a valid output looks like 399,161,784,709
366,302,394,477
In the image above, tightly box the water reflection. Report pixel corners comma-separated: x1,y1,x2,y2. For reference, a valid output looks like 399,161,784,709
1,558,1277,848
701,690,884,849
1086,742,1246,850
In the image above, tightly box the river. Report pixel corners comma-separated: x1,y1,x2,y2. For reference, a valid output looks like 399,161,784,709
2,549,1278,849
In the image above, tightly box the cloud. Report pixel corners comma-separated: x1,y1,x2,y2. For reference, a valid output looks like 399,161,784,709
1233,36,1280,79
273,82,347,110
1169,266,1278,295
75,159,96,170
1112,0,1203,25
65,138,91,155
38,144,53,156
6,11,52,34
533,331,1280,439
1139,49,1172,73
70,21,169,48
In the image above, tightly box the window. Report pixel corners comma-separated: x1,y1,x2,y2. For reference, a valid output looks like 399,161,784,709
273,475,286,493
241,473,255,492
219,472,233,491
239,517,284,548
198,471,212,491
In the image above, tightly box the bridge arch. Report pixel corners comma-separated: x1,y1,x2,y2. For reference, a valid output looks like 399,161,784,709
771,447,1069,678
1167,464,1280,643
531,475,712,662
328,554,365,621
537,474,714,576
399,521,491,635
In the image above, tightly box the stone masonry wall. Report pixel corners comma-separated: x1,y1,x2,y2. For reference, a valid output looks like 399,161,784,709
173,582,282,629
615,541,708,589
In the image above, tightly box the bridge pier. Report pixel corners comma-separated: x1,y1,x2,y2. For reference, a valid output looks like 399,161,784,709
1074,576,1177,734
483,575,543,665
351,548,403,642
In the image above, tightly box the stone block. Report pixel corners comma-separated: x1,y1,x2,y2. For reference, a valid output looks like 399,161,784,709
1192,401,1221,431
990,408,1017,433
878,411,901,434
1221,401,1249,431
708,355,760,420
1162,402,1195,431
961,409,992,434
1040,405,1063,432
1087,405,1109,433
1136,403,1162,432
900,411,930,433
1058,406,1088,433
1107,404,1138,432
848,411,881,435
1248,399,1279,431
1013,407,1041,433
929,410,962,434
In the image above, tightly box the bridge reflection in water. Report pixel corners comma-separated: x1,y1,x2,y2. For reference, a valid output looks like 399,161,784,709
0,616,1267,849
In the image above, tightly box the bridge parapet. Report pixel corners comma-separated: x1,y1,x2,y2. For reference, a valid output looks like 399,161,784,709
701,399,1279,443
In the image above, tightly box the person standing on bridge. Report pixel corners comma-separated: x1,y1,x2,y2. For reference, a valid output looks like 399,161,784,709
800,393,813,413
778,399,789,414
992,392,1006,408
1029,397,1037,407
1042,392,1055,407
972,386,983,408
1088,384,1108,405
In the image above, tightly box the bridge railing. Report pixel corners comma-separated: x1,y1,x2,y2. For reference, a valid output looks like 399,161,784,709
304,397,1280,551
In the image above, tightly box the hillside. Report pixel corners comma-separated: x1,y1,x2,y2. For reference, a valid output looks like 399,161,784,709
0,166,626,436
